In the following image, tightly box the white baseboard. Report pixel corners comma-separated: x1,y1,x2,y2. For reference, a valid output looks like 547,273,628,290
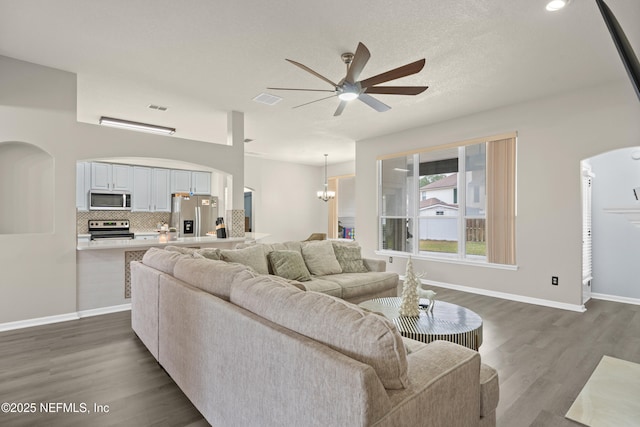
403,276,587,313
77,303,132,318
0,312,79,332
0,304,132,332
591,293,640,306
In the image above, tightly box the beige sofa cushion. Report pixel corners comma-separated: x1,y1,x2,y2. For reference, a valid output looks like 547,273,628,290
230,275,409,390
332,242,368,273
301,240,342,276
165,245,198,255
174,257,255,301
142,247,188,274
220,245,269,275
194,248,221,260
268,250,311,282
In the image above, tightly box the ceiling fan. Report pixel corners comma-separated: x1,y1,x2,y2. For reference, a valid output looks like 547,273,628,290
268,42,429,116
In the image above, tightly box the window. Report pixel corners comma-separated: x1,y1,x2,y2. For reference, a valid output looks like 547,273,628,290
378,135,516,265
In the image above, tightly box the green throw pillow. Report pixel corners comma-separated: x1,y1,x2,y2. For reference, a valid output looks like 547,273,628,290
332,243,368,273
268,250,312,282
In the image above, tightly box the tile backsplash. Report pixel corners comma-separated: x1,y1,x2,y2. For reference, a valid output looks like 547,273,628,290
77,211,171,234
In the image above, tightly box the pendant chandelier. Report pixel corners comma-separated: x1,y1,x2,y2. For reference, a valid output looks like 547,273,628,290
317,154,335,202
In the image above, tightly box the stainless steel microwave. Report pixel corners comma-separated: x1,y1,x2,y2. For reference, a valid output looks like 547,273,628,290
89,191,131,210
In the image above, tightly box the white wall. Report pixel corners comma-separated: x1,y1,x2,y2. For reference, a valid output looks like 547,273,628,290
0,56,244,324
244,156,327,243
590,147,640,299
356,80,640,308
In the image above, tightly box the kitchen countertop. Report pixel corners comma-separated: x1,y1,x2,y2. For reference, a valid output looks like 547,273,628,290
77,232,269,250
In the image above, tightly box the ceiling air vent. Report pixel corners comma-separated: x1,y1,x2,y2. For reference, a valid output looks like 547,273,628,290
252,93,282,106
148,104,168,111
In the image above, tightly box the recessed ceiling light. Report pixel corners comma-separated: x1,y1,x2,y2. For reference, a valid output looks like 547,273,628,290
546,0,569,11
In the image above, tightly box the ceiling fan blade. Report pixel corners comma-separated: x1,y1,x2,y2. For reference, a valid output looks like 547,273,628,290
358,93,390,112
334,100,348,116
285,59,338,88
267,87,335,93
365,86,429,95
345,42,371,84
359,59,426,88
292,94,337,109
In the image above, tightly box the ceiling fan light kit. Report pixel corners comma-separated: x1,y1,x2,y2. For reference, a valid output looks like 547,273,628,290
268,42,429,116
546,0,570,11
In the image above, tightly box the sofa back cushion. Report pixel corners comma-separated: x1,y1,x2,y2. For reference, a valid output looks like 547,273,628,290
220,245,269,275
301,240,342,276
230,276,409,390
142,247,188,275
174,258,255,301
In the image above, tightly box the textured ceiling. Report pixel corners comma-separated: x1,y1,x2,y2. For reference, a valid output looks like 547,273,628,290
1,0,638,165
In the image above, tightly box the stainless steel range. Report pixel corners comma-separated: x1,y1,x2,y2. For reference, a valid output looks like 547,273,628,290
88,220,134,240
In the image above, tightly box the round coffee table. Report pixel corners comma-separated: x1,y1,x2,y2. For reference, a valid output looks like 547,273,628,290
359,297,483,350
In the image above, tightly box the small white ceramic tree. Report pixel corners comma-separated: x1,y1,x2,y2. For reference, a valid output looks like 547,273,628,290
399,256,421,317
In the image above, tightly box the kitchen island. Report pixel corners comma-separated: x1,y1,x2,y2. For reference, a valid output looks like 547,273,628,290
76,233,268,314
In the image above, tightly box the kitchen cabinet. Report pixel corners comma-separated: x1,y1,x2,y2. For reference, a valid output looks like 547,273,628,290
170,170,211,195
191,171,211,195
132,167,152,211
91,162,133,191
132,167,172,212
76,162,91,211
152,168,171,211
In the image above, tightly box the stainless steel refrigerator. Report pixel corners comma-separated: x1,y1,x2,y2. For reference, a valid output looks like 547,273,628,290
170,194,218,237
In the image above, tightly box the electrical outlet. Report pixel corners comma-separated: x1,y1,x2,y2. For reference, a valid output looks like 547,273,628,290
552,276,559,286
389,257,393,263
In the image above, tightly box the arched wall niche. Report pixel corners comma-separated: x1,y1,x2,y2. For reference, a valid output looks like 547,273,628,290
0,141,54,234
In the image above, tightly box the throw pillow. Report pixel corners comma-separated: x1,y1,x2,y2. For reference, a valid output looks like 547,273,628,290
332,243,368,273
268,250,311,282
220,245,269,275
164,245,197,255
301,240,342,276
195,248,221,260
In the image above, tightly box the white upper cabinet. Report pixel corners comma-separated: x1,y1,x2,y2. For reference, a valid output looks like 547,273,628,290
90,162,133,191
170,169,191,193
152,168,171,212
170,170,211,195
132,166,152,212
112,164,133,191
76,162,91,211
132,167,171,212
191,171,211,195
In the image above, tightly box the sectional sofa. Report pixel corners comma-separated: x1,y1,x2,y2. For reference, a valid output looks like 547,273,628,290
165,239,400,304
130,245,499,426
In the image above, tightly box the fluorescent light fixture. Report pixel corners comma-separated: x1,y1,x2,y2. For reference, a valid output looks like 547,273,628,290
393,167,410,172
546,0,569,11
338,91,359,101
99,116,175,135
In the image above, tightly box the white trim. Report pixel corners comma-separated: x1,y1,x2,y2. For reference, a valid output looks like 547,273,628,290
591,293,640,306
409,276,586,312
77,303,132,318
0,312,79,332
377,250,519,271
0,304,132,332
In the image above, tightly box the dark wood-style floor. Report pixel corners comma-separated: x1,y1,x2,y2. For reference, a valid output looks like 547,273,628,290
1,288,639,427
